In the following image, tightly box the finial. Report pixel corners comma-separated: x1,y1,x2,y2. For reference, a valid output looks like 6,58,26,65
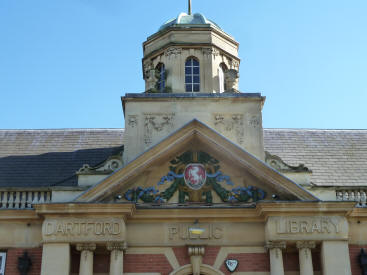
188,0,192,15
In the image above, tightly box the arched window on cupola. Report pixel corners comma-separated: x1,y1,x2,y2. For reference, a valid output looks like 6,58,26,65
185,57,200,92
218,63,228,93
156,63,166,93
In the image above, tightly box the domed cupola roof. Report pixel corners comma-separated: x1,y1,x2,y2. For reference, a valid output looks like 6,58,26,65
159,12,222,31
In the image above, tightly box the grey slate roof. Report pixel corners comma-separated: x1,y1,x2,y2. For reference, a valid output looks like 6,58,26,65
0,128,366,187
0,129,124,187
264,129,367,186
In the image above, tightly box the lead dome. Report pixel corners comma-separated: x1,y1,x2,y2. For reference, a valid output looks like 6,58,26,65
159,12,222,31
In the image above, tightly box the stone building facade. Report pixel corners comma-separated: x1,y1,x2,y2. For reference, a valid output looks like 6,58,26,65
1,9,367,275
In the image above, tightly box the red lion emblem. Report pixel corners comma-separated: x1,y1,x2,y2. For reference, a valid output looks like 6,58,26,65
184,164,207,190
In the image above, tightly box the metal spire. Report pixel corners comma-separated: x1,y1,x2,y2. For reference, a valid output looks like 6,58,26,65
188,0,192,15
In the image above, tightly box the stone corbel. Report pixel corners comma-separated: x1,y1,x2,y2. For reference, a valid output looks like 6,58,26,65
188,246,205,275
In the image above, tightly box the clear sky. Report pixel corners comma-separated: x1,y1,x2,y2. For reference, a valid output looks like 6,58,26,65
1,0,366,129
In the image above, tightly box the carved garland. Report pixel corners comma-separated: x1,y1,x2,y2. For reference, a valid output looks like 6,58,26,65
124,151,266,203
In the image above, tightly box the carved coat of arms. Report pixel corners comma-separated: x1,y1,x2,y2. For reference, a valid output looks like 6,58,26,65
124,151,267,204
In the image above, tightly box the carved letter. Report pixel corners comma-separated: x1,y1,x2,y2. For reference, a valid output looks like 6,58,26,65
168,227,178,240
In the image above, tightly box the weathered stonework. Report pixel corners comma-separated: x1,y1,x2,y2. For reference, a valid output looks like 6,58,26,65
213,113,244,144
143,113,175,147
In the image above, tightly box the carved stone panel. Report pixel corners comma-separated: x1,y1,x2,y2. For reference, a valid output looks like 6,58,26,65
42,217,126,243
213,113,244,144
266,216,348,241
144,113,175,147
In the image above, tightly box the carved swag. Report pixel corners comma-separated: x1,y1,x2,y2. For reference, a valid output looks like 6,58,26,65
124,151,266,203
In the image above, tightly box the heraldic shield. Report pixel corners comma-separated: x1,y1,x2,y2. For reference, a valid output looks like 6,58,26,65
184,163,207,190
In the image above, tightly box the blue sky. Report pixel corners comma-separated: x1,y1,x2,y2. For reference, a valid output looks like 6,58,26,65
0,0,366,129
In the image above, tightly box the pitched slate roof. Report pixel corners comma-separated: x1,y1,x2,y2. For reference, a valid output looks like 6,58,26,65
0,128,366,187
0,129,124,187
264,129,367,186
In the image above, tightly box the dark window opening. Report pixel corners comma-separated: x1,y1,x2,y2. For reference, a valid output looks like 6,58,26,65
156,63,166,92
185,58,200,92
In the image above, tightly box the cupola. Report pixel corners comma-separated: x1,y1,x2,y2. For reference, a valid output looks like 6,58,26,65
142,9,241,93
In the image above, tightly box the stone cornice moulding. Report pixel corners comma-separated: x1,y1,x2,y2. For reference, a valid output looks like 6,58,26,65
129,202,356,222
0,209,40,221
34,203,135,220
75,119,316,203
143,43,241,64
144,26,239,48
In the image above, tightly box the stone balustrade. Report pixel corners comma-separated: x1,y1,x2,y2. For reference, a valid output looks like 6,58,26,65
336,189,367,207
0,190,51,209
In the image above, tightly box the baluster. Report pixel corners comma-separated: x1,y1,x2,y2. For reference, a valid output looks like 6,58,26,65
356,191,361,206
20,191,27,209
39,191,45,203
361,191,367,207
8,192,14,209
349,191,355,201
342,191,348,201
31,191,38,206
25,192,32,208
336,191,343,201
14,192,21,209
46,191,51,203
0,192,5,208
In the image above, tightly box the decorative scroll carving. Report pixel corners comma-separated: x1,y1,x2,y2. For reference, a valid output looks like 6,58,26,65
144,113,175,146
127,115,138,128
106,242,127,252
76,243,96,252
265,241,286,258
202,47,220,58
165,47,182,57
265,151,311,173
213,114,244,144
265,241,286,250
296,241,316,249
77,146,124,175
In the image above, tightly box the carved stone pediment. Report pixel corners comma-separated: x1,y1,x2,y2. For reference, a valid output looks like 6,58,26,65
75,120,317,203
265,151,311,173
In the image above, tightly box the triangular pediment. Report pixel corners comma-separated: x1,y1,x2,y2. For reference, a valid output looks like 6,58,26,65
75,120,317,203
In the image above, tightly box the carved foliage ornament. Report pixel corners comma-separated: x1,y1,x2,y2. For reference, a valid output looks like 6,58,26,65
165,47,182,57
202,47,220,58
144,113,174,146
214,114,244,144
124,151,266,203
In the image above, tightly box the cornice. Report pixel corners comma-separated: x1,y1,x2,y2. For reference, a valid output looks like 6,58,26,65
127,201,356,222
144,27,239,48
34,203,135,218
142,43,240,64
0,209,40,221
